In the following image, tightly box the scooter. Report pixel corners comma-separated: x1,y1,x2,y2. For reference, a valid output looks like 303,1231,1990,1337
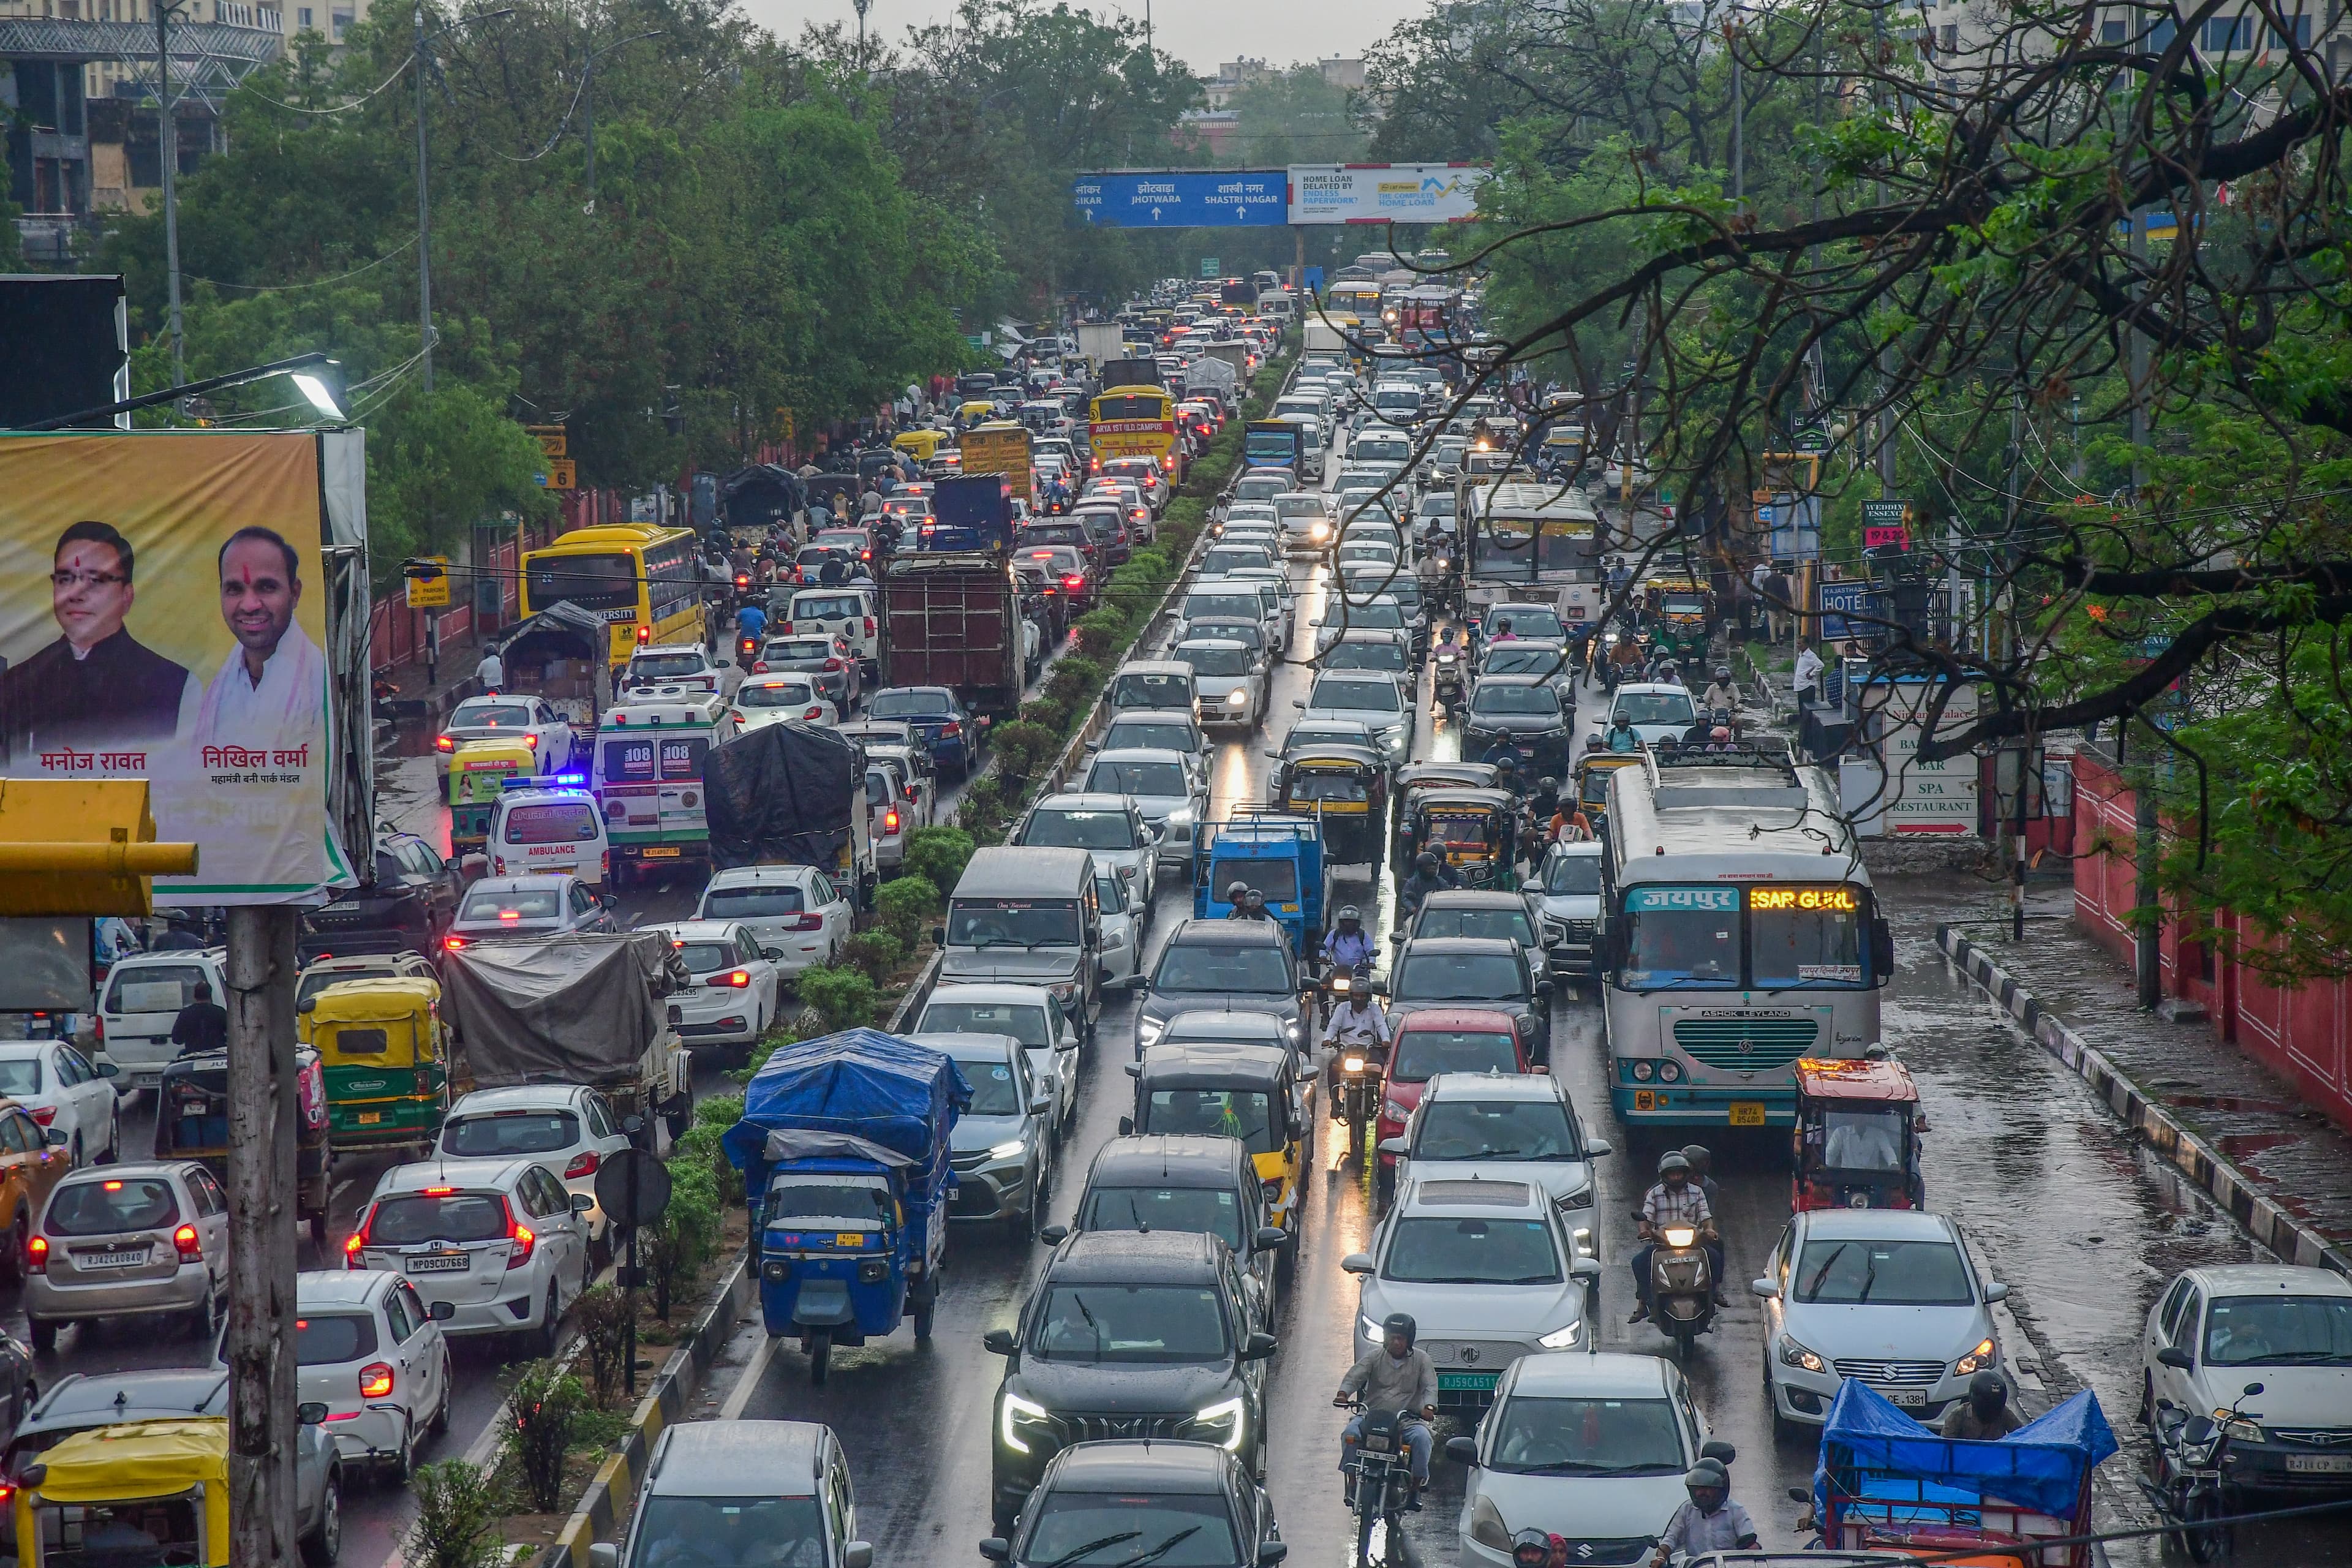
1637,1208,1718,1354
2140,1378,2264,1562
1432,646,1465,716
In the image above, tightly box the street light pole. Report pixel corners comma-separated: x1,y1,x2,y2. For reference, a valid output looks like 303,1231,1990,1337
156,0,186,389
851,0,869,63
414,0,434,391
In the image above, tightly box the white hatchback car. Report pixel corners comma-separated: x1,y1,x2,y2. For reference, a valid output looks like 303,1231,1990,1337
1451,1351,1730,1568
731,673,840,733
651,920,783,1059
435,1084,635,1248
297,1268,454,1482
348,1156,594,1359
913,983,1082,1133
2138,1264,2352,1490
692,865,852,978
1752,1208,2008,1431
0,1041,121,1166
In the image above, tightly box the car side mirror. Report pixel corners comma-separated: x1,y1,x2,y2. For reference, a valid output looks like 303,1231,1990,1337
1248,1225,1288,1254
930,926,946,947
1039,1224,1069,1246
1445,1434,1479,1468
983,1328,1019,1355
979,1542,1011,1564
1341,1252,1374,1275
1984,1282,2008,1303
1258,1545,1289,1566
1376,1136,1407,1155
96,1060,120,1079
1586,1138,1613,1158
763,947,785,961
428,1299,456,1321
297,1402,327,1426
2157,1346,2195,1370
571,1193,595,1213
1241,1332,1278,1362
1569,1257,1603,1284
1117,1115,1135,1136
842,1545,873,1568
1701,1440,1736,1465
1750,1278,1780,1300
295,996,317,1015
42,1126,66,1148
589,1546,619,1568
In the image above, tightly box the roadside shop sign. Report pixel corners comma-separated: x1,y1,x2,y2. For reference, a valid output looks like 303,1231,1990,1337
1286,164,1491,225
1861,499,1911,551
1070,170,1286,227
0,431,363,902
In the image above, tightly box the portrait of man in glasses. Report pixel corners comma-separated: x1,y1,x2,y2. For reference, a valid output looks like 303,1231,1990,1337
0,519,197,759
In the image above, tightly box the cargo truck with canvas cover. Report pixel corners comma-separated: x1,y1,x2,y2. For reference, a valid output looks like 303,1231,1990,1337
723,1028,973,1382
702,722,876,908
439,930,694,1142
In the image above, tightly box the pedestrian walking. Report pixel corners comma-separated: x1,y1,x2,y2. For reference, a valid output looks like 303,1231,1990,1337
1794,640,1823,710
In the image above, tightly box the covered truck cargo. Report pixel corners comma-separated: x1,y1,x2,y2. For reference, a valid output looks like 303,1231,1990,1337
723,1027,972,1193
439,933,691,1130
703,723,863,872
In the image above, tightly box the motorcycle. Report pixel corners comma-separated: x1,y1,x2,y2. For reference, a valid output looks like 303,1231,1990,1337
1338,1403,1415,1568
1637,1208,1718,1354
1432,646,1465,715
2140,1378,2263,1562
1329,1030,1385,1139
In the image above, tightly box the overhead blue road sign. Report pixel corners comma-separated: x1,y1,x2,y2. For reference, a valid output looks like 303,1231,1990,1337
1071,170,1287,228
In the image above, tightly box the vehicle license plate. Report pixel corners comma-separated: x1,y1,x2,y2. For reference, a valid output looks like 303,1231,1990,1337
1728,1102,1767,1126
643,846,681,859
1884,1389,1928,1408
2287,1455,2352,1475
80,1248,147,1269
834,1232,866,1248
1439,1372,1499,1393
357,1112,383,1126
407,1254,469,1275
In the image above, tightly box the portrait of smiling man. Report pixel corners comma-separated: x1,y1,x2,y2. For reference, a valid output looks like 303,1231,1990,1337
0,519,198,758
190,524,326,755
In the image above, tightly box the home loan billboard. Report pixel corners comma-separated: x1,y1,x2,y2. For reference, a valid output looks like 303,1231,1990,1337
1287,164,1491,225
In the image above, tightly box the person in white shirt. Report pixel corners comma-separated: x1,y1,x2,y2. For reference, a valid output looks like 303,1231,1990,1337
1793,640,1825,709
190,527,325,757
1651,1461,1759,1564
477,648,505,692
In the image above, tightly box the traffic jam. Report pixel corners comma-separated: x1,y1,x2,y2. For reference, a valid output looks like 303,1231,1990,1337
12,268,2351,1568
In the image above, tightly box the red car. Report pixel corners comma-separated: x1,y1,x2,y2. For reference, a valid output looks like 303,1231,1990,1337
1378,1007,1536,1170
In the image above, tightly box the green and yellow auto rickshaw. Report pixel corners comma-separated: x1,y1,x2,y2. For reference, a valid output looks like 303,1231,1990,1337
1644,574,1714,662
447,738,535,858
300,976,450,1154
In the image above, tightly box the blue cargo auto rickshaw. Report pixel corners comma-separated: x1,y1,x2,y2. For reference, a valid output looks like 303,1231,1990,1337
1193,810,1329,956
722,1028,971,1384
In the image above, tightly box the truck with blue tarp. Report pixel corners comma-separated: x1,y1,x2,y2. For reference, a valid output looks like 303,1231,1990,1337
722,1028,973,1384
924,474,1016,553
1808,1381,2117,1568
1192,810,1329,957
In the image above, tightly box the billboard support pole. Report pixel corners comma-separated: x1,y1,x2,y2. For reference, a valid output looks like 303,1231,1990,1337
227,905,300,1568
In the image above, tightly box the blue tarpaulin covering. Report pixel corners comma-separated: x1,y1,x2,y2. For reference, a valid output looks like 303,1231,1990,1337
723,1028,972,1170
1814,1381,2119,1523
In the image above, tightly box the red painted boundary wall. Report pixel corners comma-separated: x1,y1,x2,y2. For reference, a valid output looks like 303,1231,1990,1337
2072,749,2352,1133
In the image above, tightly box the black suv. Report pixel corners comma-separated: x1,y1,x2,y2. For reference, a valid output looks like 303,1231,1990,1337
1047,1136,1284,1334
1134,919,1302,1061
298,830,462,959
986,1230,1275,1529
981,1439,1285,1567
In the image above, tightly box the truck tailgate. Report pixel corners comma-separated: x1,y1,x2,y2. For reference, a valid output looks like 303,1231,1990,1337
885,576,1014,690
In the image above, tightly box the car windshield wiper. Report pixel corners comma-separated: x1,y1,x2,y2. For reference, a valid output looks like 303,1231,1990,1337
1507,1459,1660,1476
1041,1530,1142,1568
2231,1349,2352,1365
1107,1525,1202,1568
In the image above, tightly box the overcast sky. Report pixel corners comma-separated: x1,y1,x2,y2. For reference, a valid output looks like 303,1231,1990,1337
734,0,1423,77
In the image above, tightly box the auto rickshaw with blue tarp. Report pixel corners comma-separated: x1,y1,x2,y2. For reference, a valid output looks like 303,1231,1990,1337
1793,1054,1926,1212
723,1028,971,1384
155,1045,332,1246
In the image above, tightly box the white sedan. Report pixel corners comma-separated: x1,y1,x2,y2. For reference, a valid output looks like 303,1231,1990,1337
0,1041,119,1166
432,695,576,784
649,919,783,1058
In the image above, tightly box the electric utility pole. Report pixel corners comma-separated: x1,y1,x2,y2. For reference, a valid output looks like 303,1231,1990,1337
2127,203,2161,1008
157,0,186,388
227,907,301,1568
414,0,434,391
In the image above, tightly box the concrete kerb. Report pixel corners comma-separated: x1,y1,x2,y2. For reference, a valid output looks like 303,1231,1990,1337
1935,923,2352,1280
541,1251,758,1568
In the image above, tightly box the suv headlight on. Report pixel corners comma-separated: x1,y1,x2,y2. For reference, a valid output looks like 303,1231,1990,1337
1137,1016,1167,1050
987,1140,1028,1163
1538,1321,1581,1349
999,1392,1052,1453
1191,1397,1246,1452
1779,1338,1827,1374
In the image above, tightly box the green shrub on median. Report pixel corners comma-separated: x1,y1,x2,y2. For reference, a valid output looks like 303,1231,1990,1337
902,825,974,899
874,875,938,947
794,963,878,1031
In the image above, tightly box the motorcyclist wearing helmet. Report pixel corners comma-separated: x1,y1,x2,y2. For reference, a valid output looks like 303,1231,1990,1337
1629,1151,1717,1324
1606,713,1643,753
1224,881,1257,919
1320,961,1392,1114
1530,774,1562,823
1238,889,1271,921
1702,665,1741,715
1324,906,1374,973
1940,1370,2024,1440
1400,851,1457,919
1649,1458,1758,1565
1335,1311,1438,1503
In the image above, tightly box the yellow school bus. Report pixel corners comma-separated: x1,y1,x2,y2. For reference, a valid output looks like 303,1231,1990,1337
519,524,705,668
1088,385,1180,478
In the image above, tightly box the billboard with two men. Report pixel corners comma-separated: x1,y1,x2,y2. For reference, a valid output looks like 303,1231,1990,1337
0,431,368,904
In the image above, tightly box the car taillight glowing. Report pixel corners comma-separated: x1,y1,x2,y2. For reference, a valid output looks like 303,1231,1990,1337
711,969,752,989
565,1150,601,1180
1063,574,1084,590
435,736,454,752
804,706,823,720
507,1207,535,1270
941,721,962,737
823,657,845,672
28,1106,54,1127
524,734,538,750
445,935,466,950
884,809,900,832
173,1224,203,1261
791,913,826,931
27,1236,47,1273
359,1362,395,1399
864,616,876,635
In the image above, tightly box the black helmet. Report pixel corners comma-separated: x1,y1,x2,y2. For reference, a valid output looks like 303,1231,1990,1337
1967,1370,2008,1412
1381,1312,1418,1347
1337,906,1362,928
1417,851,1440,873
1243,889,1266,910
1684,1458,1730,1501
1227,881,1250,903
1538,775,1560,792
1493,755,1519,777
1714,664,1732,682
1657,1150,1691,1176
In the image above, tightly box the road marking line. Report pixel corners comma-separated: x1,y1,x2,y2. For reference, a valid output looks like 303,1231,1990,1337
331,1177,355,1204
717,1326,778,1421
